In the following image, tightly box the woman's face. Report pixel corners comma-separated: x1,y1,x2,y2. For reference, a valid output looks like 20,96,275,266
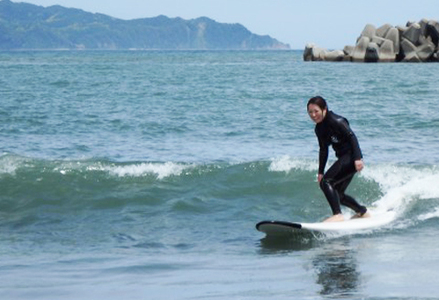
308,104,326,124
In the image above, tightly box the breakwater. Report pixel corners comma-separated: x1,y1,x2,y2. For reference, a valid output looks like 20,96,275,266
304,19,439,62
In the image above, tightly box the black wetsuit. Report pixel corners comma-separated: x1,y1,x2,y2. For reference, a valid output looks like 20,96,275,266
315,111,367,215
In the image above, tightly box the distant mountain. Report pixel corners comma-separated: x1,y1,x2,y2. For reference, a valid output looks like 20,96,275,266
0,0,290,50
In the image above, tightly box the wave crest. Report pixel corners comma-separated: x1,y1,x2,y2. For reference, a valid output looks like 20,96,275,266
105,162,193,179
268,155,317,173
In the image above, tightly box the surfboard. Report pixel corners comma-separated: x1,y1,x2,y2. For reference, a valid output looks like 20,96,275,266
256,211,396,236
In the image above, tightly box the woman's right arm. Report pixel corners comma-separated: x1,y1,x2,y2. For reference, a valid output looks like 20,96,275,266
316,128,328,178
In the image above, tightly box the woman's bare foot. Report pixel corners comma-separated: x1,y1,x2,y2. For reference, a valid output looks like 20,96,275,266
323,214,345,222
351,211,371,219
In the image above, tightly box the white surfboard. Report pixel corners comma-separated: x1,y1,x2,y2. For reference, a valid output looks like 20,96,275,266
256,211,396,236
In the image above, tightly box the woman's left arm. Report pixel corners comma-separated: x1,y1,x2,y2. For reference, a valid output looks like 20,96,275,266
335,118,363,161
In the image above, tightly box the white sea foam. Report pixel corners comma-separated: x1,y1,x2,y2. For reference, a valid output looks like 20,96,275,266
418,207,439,221
268,155,317,173
0,154,28,175
106,162,191,179
0,159,19,175
362,164,439,215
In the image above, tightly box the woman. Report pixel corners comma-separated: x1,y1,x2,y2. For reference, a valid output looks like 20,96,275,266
307,96,370,222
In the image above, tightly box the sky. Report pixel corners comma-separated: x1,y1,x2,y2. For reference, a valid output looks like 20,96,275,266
11,0,439,49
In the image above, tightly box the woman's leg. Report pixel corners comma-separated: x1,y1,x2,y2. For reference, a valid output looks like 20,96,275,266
319,159,345,215
336,177,367,214
320,153,364,215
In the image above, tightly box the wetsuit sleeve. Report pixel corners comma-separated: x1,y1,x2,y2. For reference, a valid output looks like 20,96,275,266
315,128,329,174
334,118,363,160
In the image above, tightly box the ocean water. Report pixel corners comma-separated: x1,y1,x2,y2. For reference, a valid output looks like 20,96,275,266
1,50,439,299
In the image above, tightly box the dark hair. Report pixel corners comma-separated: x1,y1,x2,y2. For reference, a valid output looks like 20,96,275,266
307,96,327,111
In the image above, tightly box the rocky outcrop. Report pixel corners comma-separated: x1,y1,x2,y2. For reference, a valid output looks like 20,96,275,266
304,19,439,62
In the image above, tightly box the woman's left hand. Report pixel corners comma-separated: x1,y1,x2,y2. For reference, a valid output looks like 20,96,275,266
355,159,364,172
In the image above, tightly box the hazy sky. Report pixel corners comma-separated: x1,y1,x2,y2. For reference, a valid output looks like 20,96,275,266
12,0,439,49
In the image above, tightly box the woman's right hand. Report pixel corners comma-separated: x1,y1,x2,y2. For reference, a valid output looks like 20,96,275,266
318,174,324,183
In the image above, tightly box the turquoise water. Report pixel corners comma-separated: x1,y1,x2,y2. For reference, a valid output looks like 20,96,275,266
1,50,439,299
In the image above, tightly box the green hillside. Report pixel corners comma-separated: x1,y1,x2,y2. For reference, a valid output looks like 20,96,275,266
0,0,290,50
